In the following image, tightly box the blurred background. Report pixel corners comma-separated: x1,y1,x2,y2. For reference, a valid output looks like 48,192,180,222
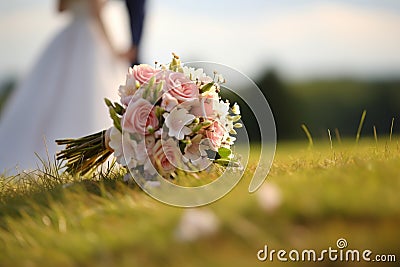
0,2,399,266
1,0,400,139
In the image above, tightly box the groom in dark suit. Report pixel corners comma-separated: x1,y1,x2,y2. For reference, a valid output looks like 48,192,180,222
123,0,146,66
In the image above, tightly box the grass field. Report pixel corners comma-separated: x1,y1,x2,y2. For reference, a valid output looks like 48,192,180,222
0,138,399,266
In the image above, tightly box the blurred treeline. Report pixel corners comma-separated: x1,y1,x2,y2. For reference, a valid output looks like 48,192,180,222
1,73,399,141
222,70,400,141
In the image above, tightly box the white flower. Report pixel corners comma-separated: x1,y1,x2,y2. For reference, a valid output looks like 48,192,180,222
215,73,225,83
232,102,240,115
132,140,146,165
110,129,156,176
119,68,140,105
223,135,236,146
108,127,123,159
201,88,218,98
164,108,195,140
154,129,163,139
108,127,138,169
182,66,206,81
191,156,212,170
199,75,213,85
214,100,230,119
182,66,215,86
135,138,157,176
183,134,209,161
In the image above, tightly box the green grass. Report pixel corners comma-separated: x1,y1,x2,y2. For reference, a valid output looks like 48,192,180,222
1,138,400,266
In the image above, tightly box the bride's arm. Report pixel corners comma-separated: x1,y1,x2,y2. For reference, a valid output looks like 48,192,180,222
58,0,67,12
89,0,116,55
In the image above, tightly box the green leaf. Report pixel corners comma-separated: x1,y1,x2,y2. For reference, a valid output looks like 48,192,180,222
214,158,240,167
179,141,187,153
218,147,232,159
104,98,113,108
109,107,122,132
142,86,149,99
202,120,213,128
169,54,183,72
230,115,241,122
147,75,156,88
114,102,125,115
155,106,165,118
192,124,202,133
200,82,214,94
153,81,164,102
214,159,230,166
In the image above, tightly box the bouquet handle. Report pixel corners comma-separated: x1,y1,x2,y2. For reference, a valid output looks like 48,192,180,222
56,129,113,175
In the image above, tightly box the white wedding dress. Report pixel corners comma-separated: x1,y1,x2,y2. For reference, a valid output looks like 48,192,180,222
0,0,128,173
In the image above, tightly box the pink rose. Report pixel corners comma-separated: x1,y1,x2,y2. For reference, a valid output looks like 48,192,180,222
161,93,179,112
165,71,199,103
190,96,215,117
206,121,225,149
132,64,160,85
122,98,159,135
152,139,181,175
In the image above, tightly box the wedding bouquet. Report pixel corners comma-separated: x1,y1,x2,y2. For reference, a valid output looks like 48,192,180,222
56,54,242,181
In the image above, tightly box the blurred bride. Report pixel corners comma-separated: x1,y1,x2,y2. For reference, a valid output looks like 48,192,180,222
0,0,128,173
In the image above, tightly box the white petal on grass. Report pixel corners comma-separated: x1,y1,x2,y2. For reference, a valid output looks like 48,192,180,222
175,208,219,242
257,183,282,213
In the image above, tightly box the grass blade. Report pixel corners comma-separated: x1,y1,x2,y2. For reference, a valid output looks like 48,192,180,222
301,124,313,148
356,110,367,144
390,117,394,143
334,128,342,145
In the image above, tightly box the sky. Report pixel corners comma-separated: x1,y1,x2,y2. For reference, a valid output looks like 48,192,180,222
1,0,400,82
